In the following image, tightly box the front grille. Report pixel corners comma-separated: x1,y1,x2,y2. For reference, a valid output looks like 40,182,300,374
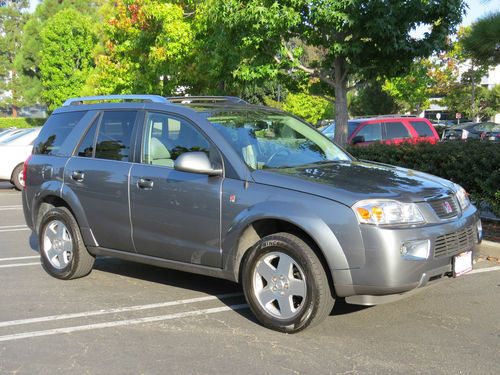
429,196,460,219
434,226,476,258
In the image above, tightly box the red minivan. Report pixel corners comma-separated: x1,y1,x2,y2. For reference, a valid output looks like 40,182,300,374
341,117,439,146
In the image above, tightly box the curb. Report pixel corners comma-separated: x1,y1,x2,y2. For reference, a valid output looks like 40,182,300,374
481,240,500,249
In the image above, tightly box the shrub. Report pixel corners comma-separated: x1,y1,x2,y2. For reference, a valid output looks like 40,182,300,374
347,141,500,215
0,118,46,129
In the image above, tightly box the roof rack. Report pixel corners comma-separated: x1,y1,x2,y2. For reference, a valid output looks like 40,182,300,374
62,95,168,106
166,96,248,105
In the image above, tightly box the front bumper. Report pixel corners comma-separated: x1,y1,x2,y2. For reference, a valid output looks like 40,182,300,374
334,205,481,303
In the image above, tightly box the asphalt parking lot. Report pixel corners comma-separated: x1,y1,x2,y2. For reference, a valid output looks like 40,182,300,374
0,182,499,374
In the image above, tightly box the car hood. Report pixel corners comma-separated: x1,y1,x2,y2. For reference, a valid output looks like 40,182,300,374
252,160,456,207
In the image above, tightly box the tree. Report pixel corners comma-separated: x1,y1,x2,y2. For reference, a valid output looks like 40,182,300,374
382,59,434,114
443,83,499,121
0,0,29,116
87,0,195,96
39,8,97,110
198,0,466,145
462,11,500,66
349,80,398,116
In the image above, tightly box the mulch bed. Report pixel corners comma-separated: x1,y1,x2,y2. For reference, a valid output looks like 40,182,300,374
482,219,500,242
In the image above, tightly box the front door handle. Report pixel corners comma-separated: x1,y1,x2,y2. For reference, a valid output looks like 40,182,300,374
137,178,154,190
71,170,85,182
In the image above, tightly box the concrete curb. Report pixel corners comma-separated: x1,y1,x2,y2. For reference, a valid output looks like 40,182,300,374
481,240,500,249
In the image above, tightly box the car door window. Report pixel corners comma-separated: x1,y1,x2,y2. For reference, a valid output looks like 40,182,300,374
142,112,211,168
76,117,99,157
356,123,382,142
95,111,138,161
409,121,434,137
384,122,411,140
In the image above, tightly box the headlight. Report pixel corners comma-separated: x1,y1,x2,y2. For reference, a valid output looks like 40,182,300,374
455,184,470,211
353,199,425,225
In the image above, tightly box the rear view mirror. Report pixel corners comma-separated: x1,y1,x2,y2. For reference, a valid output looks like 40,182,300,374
174,152,222,176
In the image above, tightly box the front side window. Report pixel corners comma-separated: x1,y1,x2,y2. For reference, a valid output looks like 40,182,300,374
356,123,382,142
207,110,350,170
34,111,86,155
95,111,137,161
384,122,411,140
410,121,434,137
142,112,210,168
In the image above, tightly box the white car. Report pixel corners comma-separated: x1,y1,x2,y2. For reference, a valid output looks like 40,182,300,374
0,128,26,143
0,127,41,190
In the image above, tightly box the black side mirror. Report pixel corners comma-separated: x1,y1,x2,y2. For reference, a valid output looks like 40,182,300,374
351,135,365,145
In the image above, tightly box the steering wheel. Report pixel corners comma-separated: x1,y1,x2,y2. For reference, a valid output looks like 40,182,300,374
265,148,291,167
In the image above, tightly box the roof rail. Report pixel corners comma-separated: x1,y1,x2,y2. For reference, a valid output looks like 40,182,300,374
351,114,418,119
62,95,168,106
166,96,248,105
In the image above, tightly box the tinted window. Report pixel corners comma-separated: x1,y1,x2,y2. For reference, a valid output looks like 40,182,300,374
76,117,99,158
384,122,411,140
34,111,86,155
142,112,210,168
347,121,361,137
410,121,434,137
355,123,382,142
95,111,137,161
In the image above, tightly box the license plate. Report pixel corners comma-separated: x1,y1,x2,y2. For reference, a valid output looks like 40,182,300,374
453,250,472,277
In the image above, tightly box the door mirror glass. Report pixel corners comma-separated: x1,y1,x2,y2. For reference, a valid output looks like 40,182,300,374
174,152,222,176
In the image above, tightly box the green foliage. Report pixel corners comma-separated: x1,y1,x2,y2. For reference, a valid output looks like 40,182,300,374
462,12,500,66
39,8,97,110
281,93,333,126
0,117,45,128
349,80,398,116
443,84,500,121
348,142,500,215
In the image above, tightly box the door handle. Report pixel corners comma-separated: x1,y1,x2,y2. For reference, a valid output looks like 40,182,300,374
71,170,85,182
137,178,154,190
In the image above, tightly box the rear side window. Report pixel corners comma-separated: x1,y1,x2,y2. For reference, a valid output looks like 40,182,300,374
34,111,86,155
95,111,137,161
76,117,99,157
356,123,382,142
384,122,411,140
410,121,434,137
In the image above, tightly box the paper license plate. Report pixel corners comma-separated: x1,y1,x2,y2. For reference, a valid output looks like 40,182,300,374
453,250,472,277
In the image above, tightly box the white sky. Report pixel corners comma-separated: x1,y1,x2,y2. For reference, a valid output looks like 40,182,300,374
28,0,498,27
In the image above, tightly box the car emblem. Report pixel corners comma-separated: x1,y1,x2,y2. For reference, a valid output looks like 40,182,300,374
443,201,453,214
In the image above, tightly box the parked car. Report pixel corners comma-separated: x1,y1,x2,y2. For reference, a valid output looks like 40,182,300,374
0,127,41,190
0,128,26,143
442,122,500,141
23,95,481,333
321,116,439,146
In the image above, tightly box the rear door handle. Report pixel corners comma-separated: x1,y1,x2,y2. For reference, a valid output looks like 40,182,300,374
71,171,85,182
137,178,154,190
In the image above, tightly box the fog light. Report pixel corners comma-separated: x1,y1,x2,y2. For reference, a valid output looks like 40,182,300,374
400,239,430,260
476,220,482,243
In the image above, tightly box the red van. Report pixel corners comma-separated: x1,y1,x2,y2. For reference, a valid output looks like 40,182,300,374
322,116,439,146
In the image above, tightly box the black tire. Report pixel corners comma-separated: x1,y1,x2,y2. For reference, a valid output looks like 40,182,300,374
39,207,95,280
11,163,24,191
242,232,335,333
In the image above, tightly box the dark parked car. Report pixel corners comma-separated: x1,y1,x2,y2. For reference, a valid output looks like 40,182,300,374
23,95,481,332
322,116,439,146
442,122,500,141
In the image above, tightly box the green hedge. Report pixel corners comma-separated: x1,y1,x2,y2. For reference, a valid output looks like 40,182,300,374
347,141,500,215
0,117,46,128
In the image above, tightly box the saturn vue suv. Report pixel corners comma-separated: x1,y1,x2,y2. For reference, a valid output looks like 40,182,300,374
22,95,482,333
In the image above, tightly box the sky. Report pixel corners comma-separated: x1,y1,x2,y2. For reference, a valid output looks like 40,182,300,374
28,0,499,26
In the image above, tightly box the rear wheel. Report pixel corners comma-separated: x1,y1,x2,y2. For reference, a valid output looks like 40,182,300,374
242,232,335,333
39,207,95,280
11,164,24,191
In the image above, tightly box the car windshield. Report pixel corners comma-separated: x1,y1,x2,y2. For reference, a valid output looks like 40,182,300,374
206,110,351,170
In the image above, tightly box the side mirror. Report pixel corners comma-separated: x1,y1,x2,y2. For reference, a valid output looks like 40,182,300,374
174,152,222,176
351,135,365,145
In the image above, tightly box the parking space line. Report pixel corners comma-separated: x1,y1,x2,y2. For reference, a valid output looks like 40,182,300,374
468,265,500,274
0,225,30,233
0,304,249,342
0,256,40,262
0,292,243,328
0,262,40,269
0,205,22,211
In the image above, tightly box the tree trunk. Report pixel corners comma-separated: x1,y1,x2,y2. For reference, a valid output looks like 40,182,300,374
333,58,349,146
12,106,18,118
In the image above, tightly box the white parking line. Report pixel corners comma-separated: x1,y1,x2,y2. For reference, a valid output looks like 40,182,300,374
0,292,243,328
0,256,40,262
0,304,249,342
0,205,22,211
0,224,30,233
0,262,40,269
468,265,500,274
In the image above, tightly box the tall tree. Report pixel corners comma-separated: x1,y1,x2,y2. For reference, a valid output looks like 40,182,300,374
0,0,29,116
198,0,465,145
39,8,97,110
462,11,500,66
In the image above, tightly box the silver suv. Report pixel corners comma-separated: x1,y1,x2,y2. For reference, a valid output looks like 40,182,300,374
23,95,482,332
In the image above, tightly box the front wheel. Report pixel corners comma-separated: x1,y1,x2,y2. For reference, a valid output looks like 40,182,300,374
242,232,335,333
39,207,95,280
